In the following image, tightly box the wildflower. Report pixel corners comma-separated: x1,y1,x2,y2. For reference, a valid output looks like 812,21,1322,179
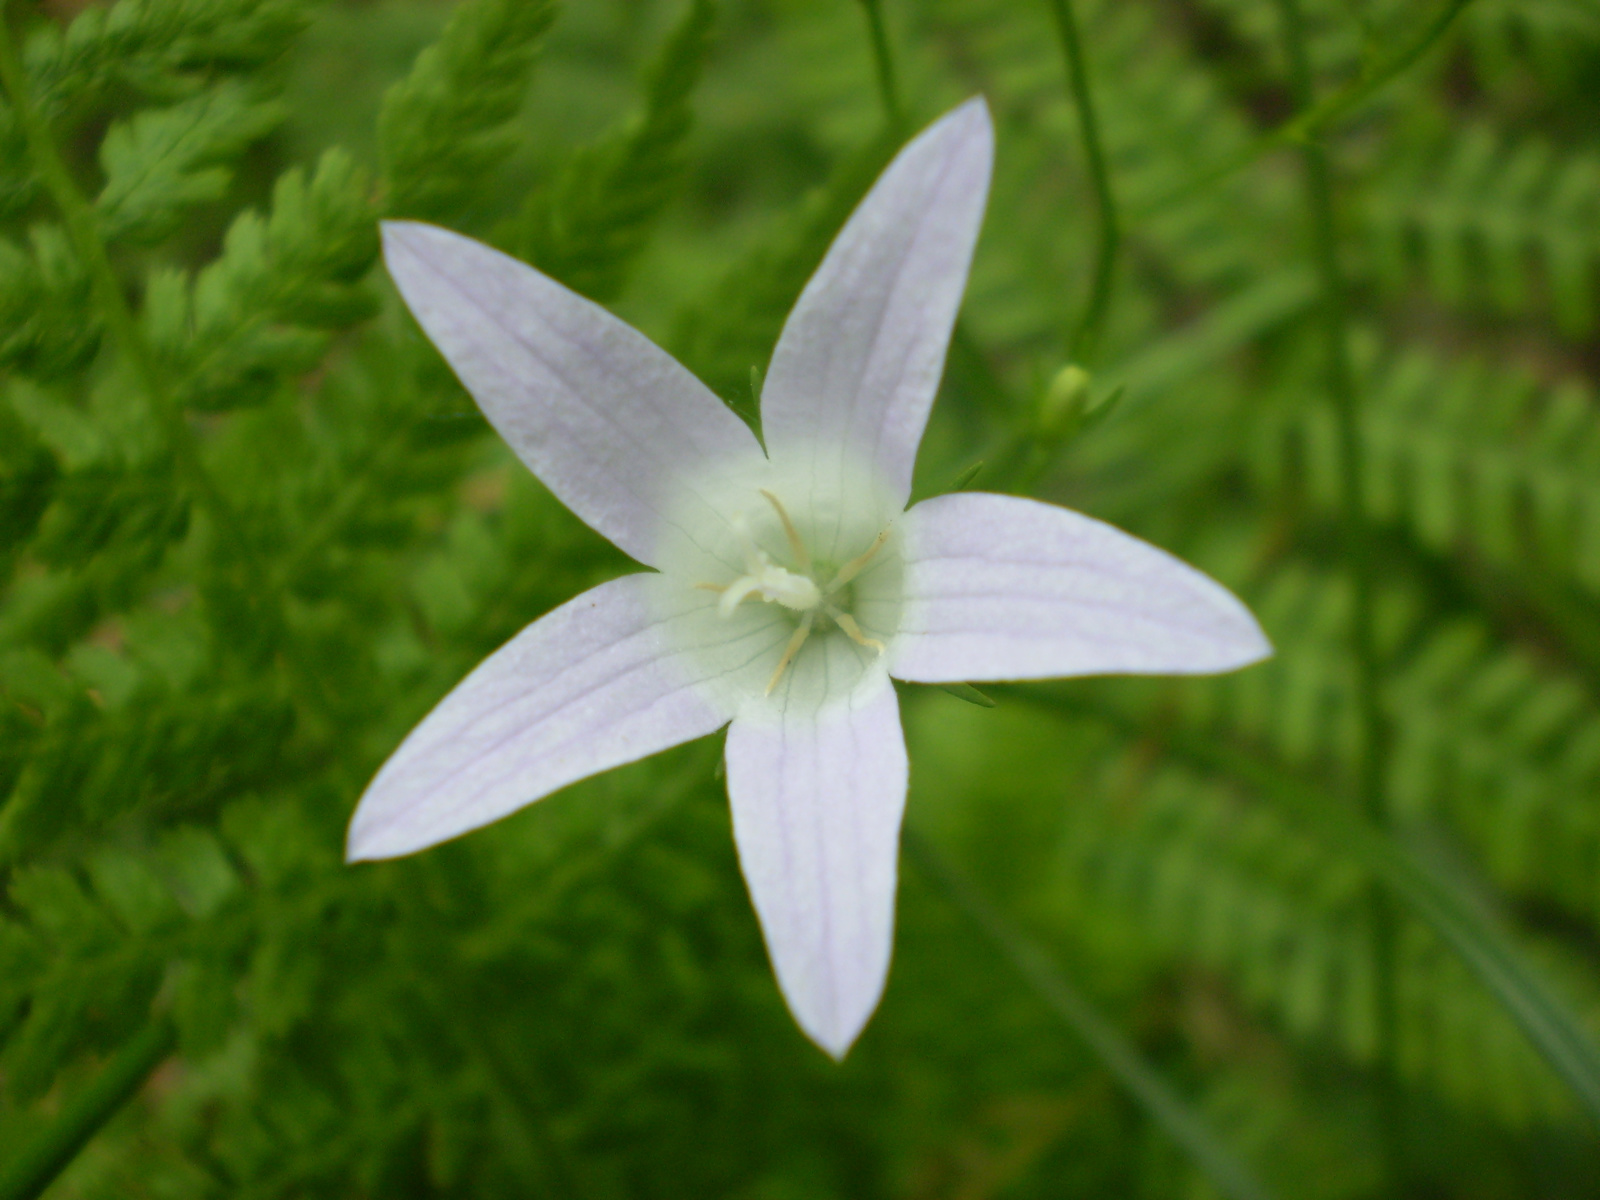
348,98,1270,1057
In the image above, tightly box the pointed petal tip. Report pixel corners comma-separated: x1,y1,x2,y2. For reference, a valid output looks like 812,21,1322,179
378,216,433,236
378,216,419,247
936,94,994,158
343,813,411,864
791,996,873,1061
378,220,433,283
952,93,992,130
1235,624,1275,669
1165,604,1274,677
1250,623,1275,659
344,811,460,863
379,218,445,266
812,1028,858,1062
380,219,476,277
343,783,465,864
343,827,380,864
775,953,886,1061
1212,596,1274,673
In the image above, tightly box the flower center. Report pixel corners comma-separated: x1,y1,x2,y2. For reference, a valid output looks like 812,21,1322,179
699,490,890,694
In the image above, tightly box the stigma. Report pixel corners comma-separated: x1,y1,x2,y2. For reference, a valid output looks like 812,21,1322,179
715,556,822,617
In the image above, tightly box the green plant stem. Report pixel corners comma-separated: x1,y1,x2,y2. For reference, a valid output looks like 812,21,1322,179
0,1017,176,1200
856,0,903,131
1144,0,1478,216
905,830,1279,1200
1002,684,1600,1132
0,5,270,606
1045,0,1120,363
1272,0,1405,1177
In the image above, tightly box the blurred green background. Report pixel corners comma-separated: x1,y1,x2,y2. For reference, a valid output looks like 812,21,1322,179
4,0,1600,1195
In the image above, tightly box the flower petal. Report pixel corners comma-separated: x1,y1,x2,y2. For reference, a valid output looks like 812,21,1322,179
382,221,765,568
759,98,993,508
347,575,735,862
723,678,908,1058
888,492,1272,683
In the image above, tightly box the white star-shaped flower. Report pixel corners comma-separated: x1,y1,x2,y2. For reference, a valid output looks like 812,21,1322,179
348,98,1270,1057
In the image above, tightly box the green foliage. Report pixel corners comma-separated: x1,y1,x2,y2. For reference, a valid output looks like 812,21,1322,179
24,0,307,118
4,0,1600,1197
0,100,37,217
1076,758,1579,1126
1255,337,1600,594
1358,123,1600,335
503,0,717,302
377,0,558,222
0,226,98,378
1464,0,1600,93
95,82,284,245
143,149,380,412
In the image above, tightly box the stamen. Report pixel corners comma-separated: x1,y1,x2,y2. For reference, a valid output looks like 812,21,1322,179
760,489,810,572
831,609,885,654
827,526,891,590
765,612,815,695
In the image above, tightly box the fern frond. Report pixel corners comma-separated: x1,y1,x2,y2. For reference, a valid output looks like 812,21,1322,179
1385,619,1600,923
1464,0,1600,89
1176,553,1600,930
1191,0,1374,85
1254,339,1600,594
0,814,249,1102
1172,562,1366,779
24,0,307,119
0,593,295,869
29,456,190,578
143,148,378,412
1075,760,1583,1125
95,82,284,245
0,403,56,576
0,100,36,219
377,0,558,223
0,861,159,1103
0,226,99,379
1359,123,1600,335
504,0,716,303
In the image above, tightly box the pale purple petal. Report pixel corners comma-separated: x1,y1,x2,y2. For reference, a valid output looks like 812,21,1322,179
348,575,737,861
759,98,993,509
723,679,907,1058
382,221,765,569
888,492,1272,683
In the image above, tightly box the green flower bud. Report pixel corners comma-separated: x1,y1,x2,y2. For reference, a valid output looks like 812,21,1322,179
1037,363,1093,441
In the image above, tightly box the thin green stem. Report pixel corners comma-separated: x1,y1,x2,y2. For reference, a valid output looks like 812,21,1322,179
1142,0,1478,216
1273,0,1403,1178
856,0,903,131
1273,6,1384,826
0,1017,176,1200
0,5,271,607
1045,0,1120,363
905,830,1279,1200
